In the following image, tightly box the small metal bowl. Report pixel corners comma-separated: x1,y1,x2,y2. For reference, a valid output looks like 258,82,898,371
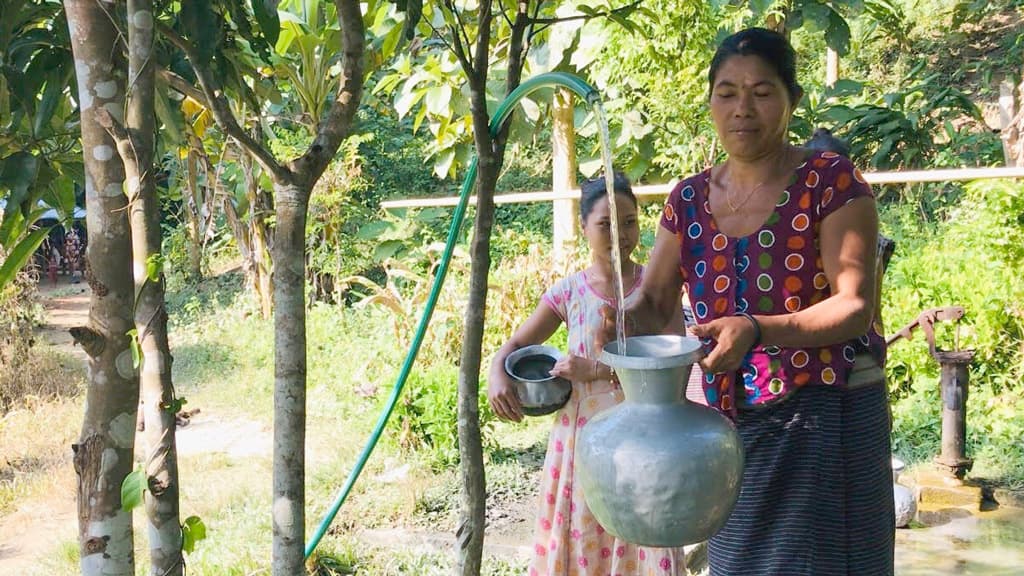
504,345,572,416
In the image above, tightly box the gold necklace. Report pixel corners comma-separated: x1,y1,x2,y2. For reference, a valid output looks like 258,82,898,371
720,146,793,213
726,180,767,212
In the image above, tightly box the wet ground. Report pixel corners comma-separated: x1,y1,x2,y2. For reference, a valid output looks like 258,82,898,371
895,507,1024,575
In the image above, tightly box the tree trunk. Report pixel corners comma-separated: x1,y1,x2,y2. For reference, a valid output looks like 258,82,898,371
65,0,138,573
159,2,364,569
825,48,839,89
455,153,495,576
124,0,184,572
454,2,529,573
270,183,310,575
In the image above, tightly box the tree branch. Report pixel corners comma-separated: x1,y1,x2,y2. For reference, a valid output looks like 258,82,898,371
426,19,460,62
529,0,644,25
289,0,366,189
94,106,133,163
155,21,288,184
93,107,144,205
471,0,494,86
447,0,476,76
441,1,474,81
156,69,207,107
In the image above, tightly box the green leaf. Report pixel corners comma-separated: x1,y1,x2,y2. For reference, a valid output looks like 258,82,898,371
518,96,541,122
33,63,69,138
127,328,142,370
749,0,774,16
801,1,831,31
120,468,147,512
826,79,863,99
154,87,185,147
145,253,164,283
0,225,50,291
424,85,451,116
0,151,41,212
788,6,805,29
373,239,404,262
162,396,187,414
181,515,207,554
412,104,428,134
824,9,851,56
251,0,281,48
356,220,393,240
433,148,455,179
394,85,426,119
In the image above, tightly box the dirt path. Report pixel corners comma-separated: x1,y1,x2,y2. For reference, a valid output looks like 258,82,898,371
35,277,92,356
0,278,275,574
0,278,89,572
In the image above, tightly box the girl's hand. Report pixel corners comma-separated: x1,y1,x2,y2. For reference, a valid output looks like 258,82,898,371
691,315,757,374
488,373,524,423
550,354,601,382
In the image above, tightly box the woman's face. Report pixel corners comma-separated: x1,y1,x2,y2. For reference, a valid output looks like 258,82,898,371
709,54,798,161
581,194,639,262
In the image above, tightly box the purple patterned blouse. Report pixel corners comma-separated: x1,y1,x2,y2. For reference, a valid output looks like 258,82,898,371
660,151,887,414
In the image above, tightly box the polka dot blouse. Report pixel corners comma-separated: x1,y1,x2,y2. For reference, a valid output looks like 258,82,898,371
660,151,886,414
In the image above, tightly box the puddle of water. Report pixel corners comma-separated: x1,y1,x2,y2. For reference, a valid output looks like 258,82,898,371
896,507,1024,575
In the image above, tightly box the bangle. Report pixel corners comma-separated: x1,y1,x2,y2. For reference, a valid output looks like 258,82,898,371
736,312,762,348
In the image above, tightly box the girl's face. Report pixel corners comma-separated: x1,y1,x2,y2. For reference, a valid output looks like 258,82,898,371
581,194,639,262
709,54,798,161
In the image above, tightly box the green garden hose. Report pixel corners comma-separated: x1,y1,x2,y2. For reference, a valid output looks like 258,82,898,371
305,72,600,558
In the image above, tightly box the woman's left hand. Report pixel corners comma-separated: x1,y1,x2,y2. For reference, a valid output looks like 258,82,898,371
691,315,757,374
550,354,601,382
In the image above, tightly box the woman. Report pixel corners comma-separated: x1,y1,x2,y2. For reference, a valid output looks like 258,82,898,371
488,174,688,575
620,28,894,575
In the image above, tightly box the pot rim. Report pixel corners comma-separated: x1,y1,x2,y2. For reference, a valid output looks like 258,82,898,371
504,344,565,383
600,335,703,370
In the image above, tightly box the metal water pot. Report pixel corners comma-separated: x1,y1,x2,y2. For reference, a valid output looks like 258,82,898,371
576,335,745,547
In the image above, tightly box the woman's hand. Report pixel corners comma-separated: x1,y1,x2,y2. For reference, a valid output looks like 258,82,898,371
550,354,601,382
488,372,524,423
691,315,757,374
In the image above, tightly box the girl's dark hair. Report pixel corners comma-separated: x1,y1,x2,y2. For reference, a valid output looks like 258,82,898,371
579,172,636,221
708,27,801,104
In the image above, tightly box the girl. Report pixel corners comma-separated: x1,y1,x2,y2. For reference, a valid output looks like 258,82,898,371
488,173,687,576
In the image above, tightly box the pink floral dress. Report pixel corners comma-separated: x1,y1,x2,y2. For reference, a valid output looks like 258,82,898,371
530,267,686,576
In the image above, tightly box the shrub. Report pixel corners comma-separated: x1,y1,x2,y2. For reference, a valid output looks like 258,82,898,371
0,270,82,411
390,364,498,472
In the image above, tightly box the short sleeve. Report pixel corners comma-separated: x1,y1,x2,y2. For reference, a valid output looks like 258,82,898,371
818,153,874,220
660,180,688,234
540,277,569,322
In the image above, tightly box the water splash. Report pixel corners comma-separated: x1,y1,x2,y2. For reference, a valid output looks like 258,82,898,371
592,102,627,355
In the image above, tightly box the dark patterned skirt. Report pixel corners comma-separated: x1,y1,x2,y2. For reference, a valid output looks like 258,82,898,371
707,382,895,576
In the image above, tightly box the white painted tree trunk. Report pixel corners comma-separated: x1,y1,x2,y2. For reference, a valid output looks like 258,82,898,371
64,0,138,573
124,0,184,572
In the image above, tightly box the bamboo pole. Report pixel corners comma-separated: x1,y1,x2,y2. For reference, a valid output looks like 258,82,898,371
381,167,1024,209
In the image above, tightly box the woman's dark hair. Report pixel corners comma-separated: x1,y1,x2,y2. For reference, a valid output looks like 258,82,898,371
579,172,636,221
708,27,801,104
